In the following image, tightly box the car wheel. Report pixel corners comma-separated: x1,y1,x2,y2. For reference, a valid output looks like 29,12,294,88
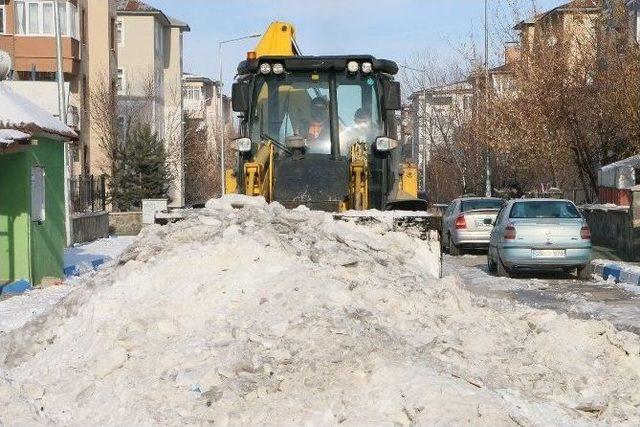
449,235,461,256
576,264,592,281
487,252,497,273
496,254,511,278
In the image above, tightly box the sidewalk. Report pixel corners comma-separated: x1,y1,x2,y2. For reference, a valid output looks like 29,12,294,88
0,236,136,297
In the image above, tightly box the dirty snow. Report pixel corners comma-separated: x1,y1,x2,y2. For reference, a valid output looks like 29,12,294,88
0,236,137,335
65,235,137,275
1,196,639,425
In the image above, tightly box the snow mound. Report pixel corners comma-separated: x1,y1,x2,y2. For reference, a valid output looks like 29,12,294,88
1,196,639,425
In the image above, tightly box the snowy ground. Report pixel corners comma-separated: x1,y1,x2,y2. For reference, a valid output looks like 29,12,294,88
446,254,640,335
0,236,136,335
1,197,639,425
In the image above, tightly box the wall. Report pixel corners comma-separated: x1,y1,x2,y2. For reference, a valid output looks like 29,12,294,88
0,137,65,285
72,211,109,244
109,211,142,236
0,148,31,283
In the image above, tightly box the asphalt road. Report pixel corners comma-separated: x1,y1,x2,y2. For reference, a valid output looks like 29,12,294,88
445,251,640,335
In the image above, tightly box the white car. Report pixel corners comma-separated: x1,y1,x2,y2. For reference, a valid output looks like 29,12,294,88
443,197,505,255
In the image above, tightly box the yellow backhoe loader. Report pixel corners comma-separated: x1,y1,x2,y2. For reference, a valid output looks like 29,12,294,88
225,22,441,270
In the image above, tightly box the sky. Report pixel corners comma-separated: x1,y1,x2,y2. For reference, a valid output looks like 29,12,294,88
145,0,564,93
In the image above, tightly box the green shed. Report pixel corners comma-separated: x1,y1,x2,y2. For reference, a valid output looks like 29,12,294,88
0,83,76,286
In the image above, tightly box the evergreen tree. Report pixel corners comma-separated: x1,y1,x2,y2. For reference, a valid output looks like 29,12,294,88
109,124,171,211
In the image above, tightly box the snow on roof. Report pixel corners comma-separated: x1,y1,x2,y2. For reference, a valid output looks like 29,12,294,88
0,129,31,145
0,83,76,140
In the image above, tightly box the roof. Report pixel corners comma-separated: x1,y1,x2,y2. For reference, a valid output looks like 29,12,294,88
514,0,601,30
409,80,473,99
0,83,77,140
0,129,30,145
183,72,218,85
117,0,190,31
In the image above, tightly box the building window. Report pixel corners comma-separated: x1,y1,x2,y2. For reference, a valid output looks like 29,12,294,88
183,87,202,101
117,68,125,94
154,21,163,54
110,17,115,50
116,19,123,46
80,8,85,43
0,5,5,34
15,1,78,38
42,2,54,34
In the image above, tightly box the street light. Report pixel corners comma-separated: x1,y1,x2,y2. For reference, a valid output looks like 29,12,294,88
484,0,492,197
218,33,261,196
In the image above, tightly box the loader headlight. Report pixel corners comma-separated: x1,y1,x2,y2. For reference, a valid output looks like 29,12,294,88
272,63,285,75
347,61,359,73
259,63,272,74
375,137,398,152
361,62,373,73
231,137,252,152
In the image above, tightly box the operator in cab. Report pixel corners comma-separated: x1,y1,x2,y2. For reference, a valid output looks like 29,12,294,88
306,97,331,154
340,108,374,153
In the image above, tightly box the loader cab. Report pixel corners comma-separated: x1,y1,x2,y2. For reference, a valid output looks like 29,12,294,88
232,55,402,211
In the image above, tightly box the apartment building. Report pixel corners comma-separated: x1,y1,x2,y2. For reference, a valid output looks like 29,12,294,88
116,0,190,207
0,0,118,177
408,81,473,190
515,0,601,66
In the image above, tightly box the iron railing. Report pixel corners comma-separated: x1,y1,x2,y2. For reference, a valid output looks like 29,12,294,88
70,174,107,214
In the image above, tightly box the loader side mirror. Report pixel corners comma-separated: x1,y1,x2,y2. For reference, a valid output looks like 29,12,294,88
383,80,401,110
232,82,251,113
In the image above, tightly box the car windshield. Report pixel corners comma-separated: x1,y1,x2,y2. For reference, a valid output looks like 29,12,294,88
509,201,581,219
460,199,503,212
250,73,382,156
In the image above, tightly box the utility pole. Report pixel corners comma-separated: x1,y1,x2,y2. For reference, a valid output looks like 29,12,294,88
54,0,73,246
484,0,492,197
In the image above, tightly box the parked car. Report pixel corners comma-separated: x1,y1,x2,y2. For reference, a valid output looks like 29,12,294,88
487,199,592,279
443,197,505,255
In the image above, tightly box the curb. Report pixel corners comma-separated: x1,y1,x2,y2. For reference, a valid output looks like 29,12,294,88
0,279,33,296
63,257,110,278
592,262,640,286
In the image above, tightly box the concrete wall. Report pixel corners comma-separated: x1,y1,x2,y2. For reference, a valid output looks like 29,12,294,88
72,212,109,244
109,212,142,236
581,206,636,260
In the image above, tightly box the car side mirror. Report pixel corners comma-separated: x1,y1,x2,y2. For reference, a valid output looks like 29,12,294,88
383,80,401,110
232,82,251,113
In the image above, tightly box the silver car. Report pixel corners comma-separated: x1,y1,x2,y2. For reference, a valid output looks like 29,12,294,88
443,197,504,255
487,199,592,279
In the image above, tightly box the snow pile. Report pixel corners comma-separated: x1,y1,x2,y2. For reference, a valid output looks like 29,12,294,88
1,196,639,425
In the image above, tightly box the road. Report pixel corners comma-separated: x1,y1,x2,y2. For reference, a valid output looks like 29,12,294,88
445,252,640,335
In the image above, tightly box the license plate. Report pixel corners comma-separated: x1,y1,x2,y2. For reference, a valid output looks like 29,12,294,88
532,249,566,258
475,220,491,227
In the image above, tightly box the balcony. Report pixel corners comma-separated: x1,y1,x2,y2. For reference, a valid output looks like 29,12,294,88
0,35,80,75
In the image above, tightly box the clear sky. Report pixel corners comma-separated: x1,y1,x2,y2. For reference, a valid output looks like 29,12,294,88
145,0,564,93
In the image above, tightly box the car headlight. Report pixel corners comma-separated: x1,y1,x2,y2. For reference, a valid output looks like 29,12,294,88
375,137,398,152
231,137,252,152
347,61,359,73
361,62,373,73
272,63,285,75
259,63,272,74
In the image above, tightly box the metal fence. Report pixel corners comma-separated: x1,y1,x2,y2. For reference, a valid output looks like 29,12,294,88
70,175,107,214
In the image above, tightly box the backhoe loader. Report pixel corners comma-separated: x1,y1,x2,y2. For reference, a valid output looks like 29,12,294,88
225,22,441,271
